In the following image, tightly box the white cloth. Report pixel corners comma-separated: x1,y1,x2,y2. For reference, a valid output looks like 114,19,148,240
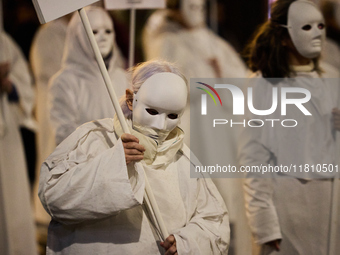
239,68,340,254
3,34,37,132
48,11,128,146
30,17,69,227
0,32,37,255
39,118,229,255
143,10,250,255
31,17,69,159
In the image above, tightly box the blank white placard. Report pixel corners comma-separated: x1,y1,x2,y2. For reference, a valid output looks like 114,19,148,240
104,0,165,10
32,0,100,24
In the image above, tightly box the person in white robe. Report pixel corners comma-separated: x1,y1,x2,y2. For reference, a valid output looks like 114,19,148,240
143,1,250,254
239,1,340,254
30,10,128,246
0,31,37,255
39,60,229,255
48,6,128,146
30,16,72,247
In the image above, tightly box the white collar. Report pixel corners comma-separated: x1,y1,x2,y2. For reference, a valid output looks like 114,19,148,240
290,61,315,73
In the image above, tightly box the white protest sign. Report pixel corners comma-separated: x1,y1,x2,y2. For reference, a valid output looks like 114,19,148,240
104,0,165,10
32,0,99,24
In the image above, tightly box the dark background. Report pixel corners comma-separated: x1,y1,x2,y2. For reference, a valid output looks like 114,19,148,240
2,0,268,64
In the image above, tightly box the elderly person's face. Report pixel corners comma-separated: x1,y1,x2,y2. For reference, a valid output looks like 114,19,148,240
126,73,187,144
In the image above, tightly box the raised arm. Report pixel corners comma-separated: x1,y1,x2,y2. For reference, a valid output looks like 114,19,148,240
39,120,145,225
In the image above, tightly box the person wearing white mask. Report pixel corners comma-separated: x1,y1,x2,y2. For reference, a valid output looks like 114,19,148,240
48,6,128,146
0,31,37,255
143,2,250,254
39,60,229,255
240,0,340,254
142,0,248,146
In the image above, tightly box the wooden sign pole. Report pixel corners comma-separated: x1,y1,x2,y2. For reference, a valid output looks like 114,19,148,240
129,8,136,68
78,8,169,240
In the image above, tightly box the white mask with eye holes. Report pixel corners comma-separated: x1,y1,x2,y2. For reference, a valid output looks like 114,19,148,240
180,0,206,28
286,0,326,59
88,11,114,58
132,73,188,145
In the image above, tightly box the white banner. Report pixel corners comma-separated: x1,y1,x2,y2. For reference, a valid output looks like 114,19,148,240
104,0,165,10
32,0,99,24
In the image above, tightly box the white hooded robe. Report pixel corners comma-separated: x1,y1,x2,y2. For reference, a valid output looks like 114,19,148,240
48,8,128,146
143,9,251,255
39,118,230,255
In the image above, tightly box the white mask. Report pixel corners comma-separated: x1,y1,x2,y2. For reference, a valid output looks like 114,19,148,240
286,0,326,59
132,73,187,144
180,0,206,28
88,11,114,58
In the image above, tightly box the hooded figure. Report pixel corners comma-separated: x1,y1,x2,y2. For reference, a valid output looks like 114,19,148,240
39,60,229,255
48,6,128,145
0,31,37,255
240,1,340,254
143,0,247,80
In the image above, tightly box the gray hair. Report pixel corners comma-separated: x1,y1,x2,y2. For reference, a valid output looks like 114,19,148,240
120,59,188,119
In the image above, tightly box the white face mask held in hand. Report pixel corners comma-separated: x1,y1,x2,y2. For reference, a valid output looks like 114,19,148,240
132,72,187,145
285,0,326,59
180,0,206,28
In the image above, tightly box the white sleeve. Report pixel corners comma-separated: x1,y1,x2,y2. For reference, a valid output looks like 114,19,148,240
173,177,230,255
39,123,145,225
238,111,282,244
243,177,282,244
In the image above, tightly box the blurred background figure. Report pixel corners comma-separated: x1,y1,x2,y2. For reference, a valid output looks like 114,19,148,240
0,31,37,255
321,0,340,71
143,0,248,80
48,6,128,146
30,14,72,254
143,1,250,255
241,0,340,254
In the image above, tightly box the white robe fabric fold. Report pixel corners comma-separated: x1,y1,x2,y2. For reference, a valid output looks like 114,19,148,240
39,118,229,254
